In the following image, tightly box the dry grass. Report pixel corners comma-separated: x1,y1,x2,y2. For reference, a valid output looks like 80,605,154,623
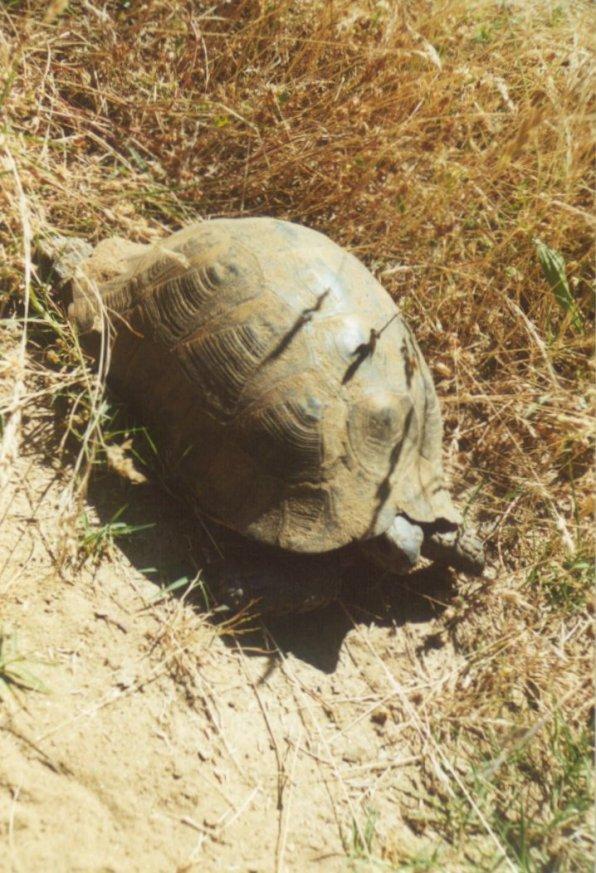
0,0,593,870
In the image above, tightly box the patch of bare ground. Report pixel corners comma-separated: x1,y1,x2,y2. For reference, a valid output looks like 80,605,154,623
0,344,465,872
0,1,593,871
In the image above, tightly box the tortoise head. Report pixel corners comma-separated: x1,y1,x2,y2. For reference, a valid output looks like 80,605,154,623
361,515,424,575
362,514,485,577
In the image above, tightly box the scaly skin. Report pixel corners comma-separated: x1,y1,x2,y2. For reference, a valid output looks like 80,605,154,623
36,235,93,285
421,526,485,576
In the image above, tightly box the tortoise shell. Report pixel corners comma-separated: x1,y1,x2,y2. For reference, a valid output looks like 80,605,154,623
71,218,460,552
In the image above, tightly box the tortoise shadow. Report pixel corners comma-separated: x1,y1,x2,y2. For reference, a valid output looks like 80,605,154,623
251,562,454,674
87,472,457,674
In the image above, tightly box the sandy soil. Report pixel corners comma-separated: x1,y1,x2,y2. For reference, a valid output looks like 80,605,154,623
0,357,467,873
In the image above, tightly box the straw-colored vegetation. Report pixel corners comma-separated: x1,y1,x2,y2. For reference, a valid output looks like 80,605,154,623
0,1,593,871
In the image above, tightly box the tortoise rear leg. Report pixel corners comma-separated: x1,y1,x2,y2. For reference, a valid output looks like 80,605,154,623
37,232,149,331
36,235,94,288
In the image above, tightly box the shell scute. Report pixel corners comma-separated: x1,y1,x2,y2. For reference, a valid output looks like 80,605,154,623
242,393,325,481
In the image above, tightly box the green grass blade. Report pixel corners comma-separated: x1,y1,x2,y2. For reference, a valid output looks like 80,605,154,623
535,239,583,331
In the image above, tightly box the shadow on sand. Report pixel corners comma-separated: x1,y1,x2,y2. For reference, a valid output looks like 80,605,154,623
87,471,456,674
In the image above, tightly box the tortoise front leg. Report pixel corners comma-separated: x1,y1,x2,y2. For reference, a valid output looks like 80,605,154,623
421,525,485,576
201,549,347,616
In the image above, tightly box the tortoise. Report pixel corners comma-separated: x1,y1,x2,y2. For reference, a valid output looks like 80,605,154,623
46,218,484,612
